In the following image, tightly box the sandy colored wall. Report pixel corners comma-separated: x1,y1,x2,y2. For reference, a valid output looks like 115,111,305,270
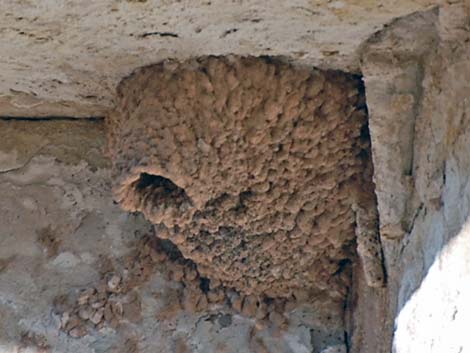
0,0,433,118
0,119,346,353
361,2,470,352
1,1,470,353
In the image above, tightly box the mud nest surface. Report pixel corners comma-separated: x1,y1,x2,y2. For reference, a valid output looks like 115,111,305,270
108,56,375,299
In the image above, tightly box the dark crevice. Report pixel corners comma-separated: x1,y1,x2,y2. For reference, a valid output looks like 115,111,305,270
333,258,352,277
133,173,192,208
344,331,350,353
156,237,185,262
199,277,211,293
152,234,214,295
136,173,176,190
0,116,104,121
220,28,238,38
140,31,179,38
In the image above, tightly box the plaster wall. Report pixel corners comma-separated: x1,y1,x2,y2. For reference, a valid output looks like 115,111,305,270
1,1,470,353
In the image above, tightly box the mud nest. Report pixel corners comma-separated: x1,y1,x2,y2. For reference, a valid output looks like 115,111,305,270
108,56,376,299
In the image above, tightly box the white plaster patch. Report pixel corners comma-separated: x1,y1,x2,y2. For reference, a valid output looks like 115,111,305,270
0,343,17,353
21,197,38,211
51,252,81,269
395,221,470,353
283,329,313,353
328,1,346,9
79,252,95,265
321,345,347,353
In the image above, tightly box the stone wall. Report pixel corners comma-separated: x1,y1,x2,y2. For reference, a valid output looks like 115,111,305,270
0,120,345,353
360,2,470,352
1,1,470,353
0,0,434,118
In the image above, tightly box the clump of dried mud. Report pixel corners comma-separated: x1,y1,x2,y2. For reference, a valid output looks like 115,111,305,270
54,234,160,337
108,56,377,299
56,232,291,338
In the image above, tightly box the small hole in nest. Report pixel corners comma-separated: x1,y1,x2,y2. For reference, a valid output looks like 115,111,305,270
132,173,192,209
199,277,211,293
136,173,177,191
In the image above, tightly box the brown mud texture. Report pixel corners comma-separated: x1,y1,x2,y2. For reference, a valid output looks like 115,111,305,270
107,55,379,300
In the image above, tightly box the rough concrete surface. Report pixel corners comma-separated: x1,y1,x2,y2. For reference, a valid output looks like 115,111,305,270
0,0,435,118
0,120,344,353
1,1,470,353
359,1,470,352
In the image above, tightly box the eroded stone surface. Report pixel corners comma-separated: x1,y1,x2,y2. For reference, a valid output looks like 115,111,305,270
0,0,435,118
108,56,382,299
0,119,345,353
3,2,469,353
356,2,470,353
392,3,470,352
